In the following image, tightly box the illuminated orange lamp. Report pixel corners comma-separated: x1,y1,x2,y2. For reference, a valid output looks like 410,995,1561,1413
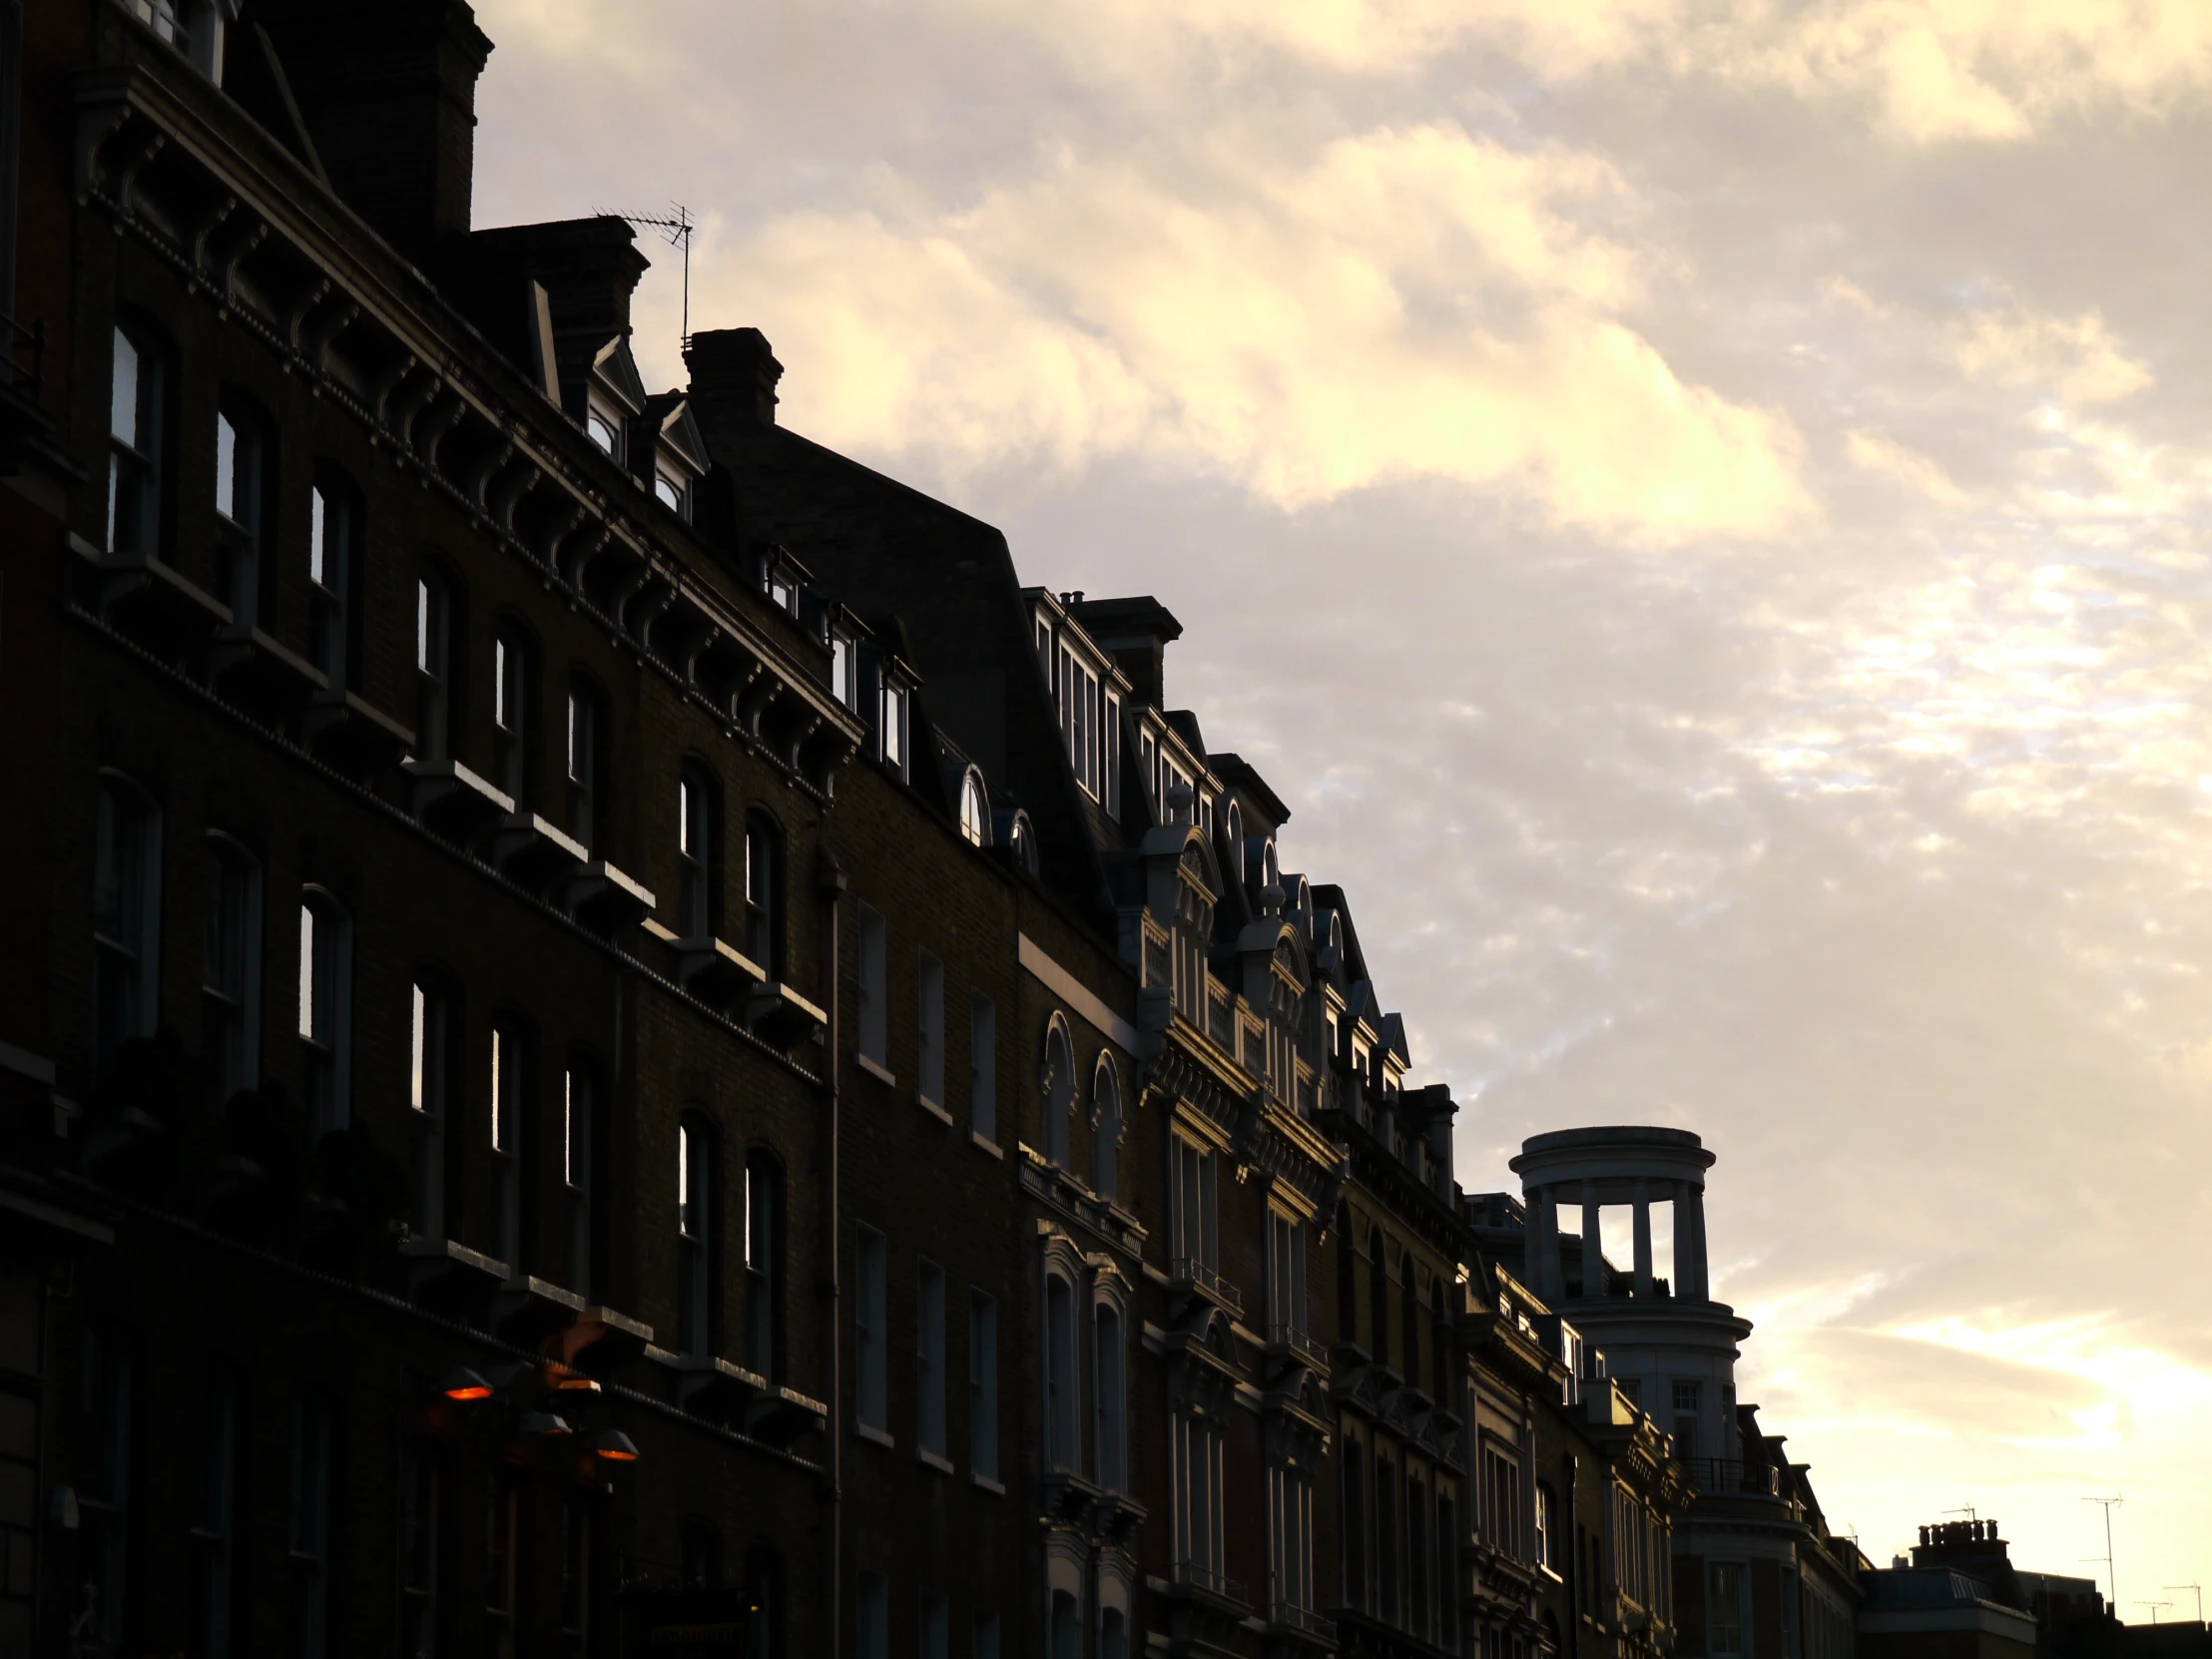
593,1429,641,1463
437,1368,493,1402
548,1365,603,1394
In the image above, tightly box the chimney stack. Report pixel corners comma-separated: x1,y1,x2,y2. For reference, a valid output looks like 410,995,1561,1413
685,328,784,431
255,0,494,259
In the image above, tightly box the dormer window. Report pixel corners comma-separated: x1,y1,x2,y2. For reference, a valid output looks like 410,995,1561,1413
830,633,857,710
654,467,689,517
879,679,908,780
586,400,623,460
958,772,989,847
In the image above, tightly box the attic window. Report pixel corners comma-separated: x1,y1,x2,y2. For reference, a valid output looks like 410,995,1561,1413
959,772,989,847
830,634,857,709
586,401,623,460
654,466,689,519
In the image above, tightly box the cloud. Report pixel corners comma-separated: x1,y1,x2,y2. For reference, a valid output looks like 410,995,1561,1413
1950,302,2155,407
1846,428,1969,504
698,125,1812,538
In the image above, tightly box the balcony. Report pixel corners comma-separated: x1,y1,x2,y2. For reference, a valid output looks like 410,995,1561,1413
1268,1602,1338,1646
1683,1456,1780,1497
1265,1324,1330,1373
1169,1256,1242,1319
1170,1558,1248,1607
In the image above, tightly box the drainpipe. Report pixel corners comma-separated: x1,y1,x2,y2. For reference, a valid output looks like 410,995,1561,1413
816,845,847,1659
1568,1452,1582,1659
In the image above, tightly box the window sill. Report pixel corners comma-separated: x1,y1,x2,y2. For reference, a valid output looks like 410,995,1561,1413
970,1471,1006,1496
854,1422,895,1449
854,1054,896,1089
970,1131,1003,1159
916,1093,953,1126
916,1447,954,1475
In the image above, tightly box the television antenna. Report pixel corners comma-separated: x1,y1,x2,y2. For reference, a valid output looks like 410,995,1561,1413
2083,1495,2124,1612
1944,1507,1979,1523
599,204,696,346
2164,1585,2203,1623
2136,1603,2170,1625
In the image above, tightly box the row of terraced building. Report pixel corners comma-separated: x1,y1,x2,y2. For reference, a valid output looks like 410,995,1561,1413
0,3,1868,1657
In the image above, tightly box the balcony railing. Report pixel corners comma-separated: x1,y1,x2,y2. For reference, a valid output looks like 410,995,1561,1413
1170,1257,1243,1318
1270,1603,1338,1641
1683,1456,1780,1496
1266,1324,1329,1370
1172,1557,1248,1605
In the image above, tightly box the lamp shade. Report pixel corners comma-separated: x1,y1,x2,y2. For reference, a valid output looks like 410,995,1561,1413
517,1411,572,1436
437,1367,492,1402
592,1429,641,1462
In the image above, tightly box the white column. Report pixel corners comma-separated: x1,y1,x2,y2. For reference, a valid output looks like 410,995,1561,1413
1581,1184,1605,1299
1523,1184,1544,1292
1632,1178,1653,1298
1682,1182,1708,1300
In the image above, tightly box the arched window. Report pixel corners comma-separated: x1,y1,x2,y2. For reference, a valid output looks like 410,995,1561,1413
677,766,718,942
1042,1020,1075,1167
1050,1592,1080,1659
679,1115,717,1357
1337,1205,1359,1347
1093,1055,1121,1201
108,318,170,556
1094,1302,1125,1490
1369,1227,1389,1371
1343,1435,1368,1611
214,392,273,623
744,812,783,975
1431,1279,1450,1405
202,833,262,1108
297,887,352,1136
93,774,163,1072
679,1522,722,1590
958,769,990,847
1101,1607,1128,1659
307,466,363,688
1045,1272,1077,1470
744,1149,785,1382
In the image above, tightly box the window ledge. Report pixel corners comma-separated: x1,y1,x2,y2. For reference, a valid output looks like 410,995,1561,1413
916,1447,954,1475
854,1422,895,1449
855,1054,896,1089
969,1131,1003,1160
970,1471,1006,1496
916,1093,953,1126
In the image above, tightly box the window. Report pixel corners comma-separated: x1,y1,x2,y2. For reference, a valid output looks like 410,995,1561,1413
973,1611,1001,1659
307,471,360,688
408,981,449,1242
485,1475,517,1656
1045,1273,1077,1470
916,952,944,1109
107,321,165,555
677,770,715,940
561,1496,593,1653
1369,1228,1389,1369
1051,1593,1079,1659
399,1442,441,1659
1673,1379,1702,1460
586,398,623,459
564,1063,594,1296
678,1117,714,1356
1267,1211,1306,1343
1170,1136,1219,1276
202,835,261,1107
919,1590,949,1659
916,1261,946,1460
1437,1494,1459,1648
93,776,162,1072
1102,694,1122,818
856,1572,888,1659
1377,1455,1398,1623
190,1367,243,1658
856,905,887,1068
680,1524,722,1589
1480,1444,1523,1560
289,1390,333,1659
492,629,530,804
856,1225,887,1433
1709,1563,1745,1656
297,890,351,1136
1535,1482,1555,1573
415,569,453,761
880,678,907,778
830,633,857,710
968,1290,998,1481
745,1152,784,1382
1432,1281,1450,1405
485,1024,528,1266
1344,1437,1368,1611
1336,1207,1358,1346
1094,1304,1125,1490
1102,1609,1128,1659
1409,1472,1430,1637
1401,1255,1420,1385
566,679,604,851
958,771,989,846
744,813,783,973
1172,1410,1225,1584
215,398,269,622
78,1329,132,1639
655,465,689,518
1042,1021,1074,1166
1093,1057,1121,1201
744,1547,782,1659
968,995,996,1144
1270,1465,1314,1619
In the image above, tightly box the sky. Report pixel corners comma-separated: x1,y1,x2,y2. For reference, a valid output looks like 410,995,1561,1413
470,0,2212,1603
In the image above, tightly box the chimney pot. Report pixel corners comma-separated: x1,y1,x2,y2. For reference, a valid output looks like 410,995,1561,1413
685,327,784,429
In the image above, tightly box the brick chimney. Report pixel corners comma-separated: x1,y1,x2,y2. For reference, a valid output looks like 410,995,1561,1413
470,218,649,342
684,328,784,431
254,0,494,258
1066,596,1183,710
